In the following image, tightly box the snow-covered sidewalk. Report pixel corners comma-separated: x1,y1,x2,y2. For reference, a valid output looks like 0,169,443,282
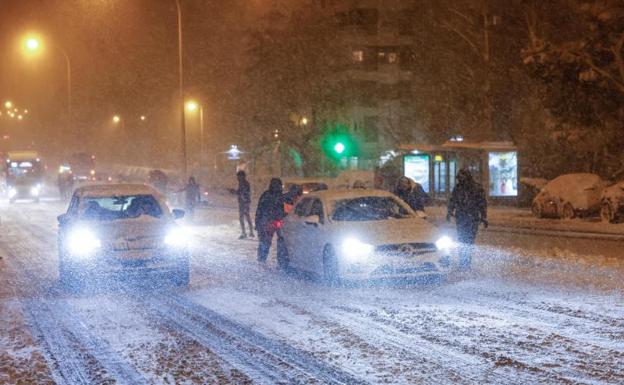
426,205,624,239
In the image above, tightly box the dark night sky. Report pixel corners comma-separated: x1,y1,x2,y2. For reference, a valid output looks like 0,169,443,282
0,0,271,168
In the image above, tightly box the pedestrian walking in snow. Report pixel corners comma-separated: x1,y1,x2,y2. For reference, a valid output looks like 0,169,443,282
447,169,488,269
254,178,287,267
228,170,254,239
394,176,429,212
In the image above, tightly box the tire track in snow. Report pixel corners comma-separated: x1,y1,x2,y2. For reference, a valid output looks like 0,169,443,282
436,285,624,349
0,214,148,385
23,298,147,385
138,292,367,385
268,297,526,385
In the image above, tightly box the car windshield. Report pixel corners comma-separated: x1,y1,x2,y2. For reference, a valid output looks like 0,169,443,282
331,196,413,221
79,194,162,220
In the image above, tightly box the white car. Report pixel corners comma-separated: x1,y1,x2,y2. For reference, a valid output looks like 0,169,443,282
281,189,457,283
531,173,606,219
57,184,190,289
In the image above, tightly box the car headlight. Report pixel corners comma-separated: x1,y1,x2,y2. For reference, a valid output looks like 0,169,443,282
67,228,101,256
30,185,41,196
8,187,17,198
341,237,374,260
435,236,457,251
164,228,189,247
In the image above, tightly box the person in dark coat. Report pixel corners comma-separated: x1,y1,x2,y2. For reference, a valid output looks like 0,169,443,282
255,178,287,266
394,176,429,212
181,177,201,219
447,169,488,269
229,171,254,239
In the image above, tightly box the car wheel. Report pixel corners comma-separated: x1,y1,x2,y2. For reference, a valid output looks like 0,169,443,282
531,202,543,218
561,203,575,220
600,202,615,223
322,245,341,286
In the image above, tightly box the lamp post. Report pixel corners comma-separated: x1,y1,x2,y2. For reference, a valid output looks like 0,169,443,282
22,35,72,132
174,0,187,178
185,100,204,171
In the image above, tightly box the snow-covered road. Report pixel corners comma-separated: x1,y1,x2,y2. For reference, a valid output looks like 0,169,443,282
1,200,623,384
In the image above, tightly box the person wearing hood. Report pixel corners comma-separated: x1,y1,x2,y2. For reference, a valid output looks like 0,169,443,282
394,176,428,212
255,178,287,265
447,168,488,269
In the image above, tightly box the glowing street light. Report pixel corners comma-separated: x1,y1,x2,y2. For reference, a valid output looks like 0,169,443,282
17,115,23,120
112,115,121,124
4,101,12,109
185,100,198,112
140,115,146,121
301,117,308,125
25,37,40,52
185,100,205,169
19,33,72,131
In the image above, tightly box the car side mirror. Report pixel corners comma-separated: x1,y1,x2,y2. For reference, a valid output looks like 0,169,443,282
57,214,69,225
172,209,185,220
304,215,320,226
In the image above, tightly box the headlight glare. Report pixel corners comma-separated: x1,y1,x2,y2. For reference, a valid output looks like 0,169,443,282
165,228,189,247
67,228,101,256
8,187,17,198
341,237,374,260
435,236,457,250
30,185,41,196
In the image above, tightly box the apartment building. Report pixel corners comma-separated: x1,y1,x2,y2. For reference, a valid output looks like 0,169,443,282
316,0,419,169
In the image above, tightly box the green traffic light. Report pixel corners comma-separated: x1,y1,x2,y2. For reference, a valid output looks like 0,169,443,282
334,142,345,154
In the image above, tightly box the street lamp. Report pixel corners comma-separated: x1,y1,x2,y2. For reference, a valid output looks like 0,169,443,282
4,101,12,109
20,34,72,132
25,37,40,51
185,100,204,171
185,100,198,112
112,115,121,124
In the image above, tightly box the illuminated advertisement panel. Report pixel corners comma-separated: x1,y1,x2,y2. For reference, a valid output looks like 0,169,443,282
404,154,430,193
488,151,518,196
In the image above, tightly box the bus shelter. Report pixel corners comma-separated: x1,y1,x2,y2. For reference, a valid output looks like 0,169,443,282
398,141,519,204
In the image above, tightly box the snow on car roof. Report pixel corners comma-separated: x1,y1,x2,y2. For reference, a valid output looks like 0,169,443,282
307,188,395,201
549,173,602,189
282,177,328,185
75,183,159,197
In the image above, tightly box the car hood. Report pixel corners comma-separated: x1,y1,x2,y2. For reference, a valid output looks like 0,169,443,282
330,217,442,246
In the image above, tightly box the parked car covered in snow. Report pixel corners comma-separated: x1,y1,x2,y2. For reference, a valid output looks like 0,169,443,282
600,181,624,223
57,184,190,290
531,173,606,219
282,177,329,195
281,189,456,284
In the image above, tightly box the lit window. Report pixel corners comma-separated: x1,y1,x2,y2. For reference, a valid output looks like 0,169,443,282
352,50,364,62
388,52,398,63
